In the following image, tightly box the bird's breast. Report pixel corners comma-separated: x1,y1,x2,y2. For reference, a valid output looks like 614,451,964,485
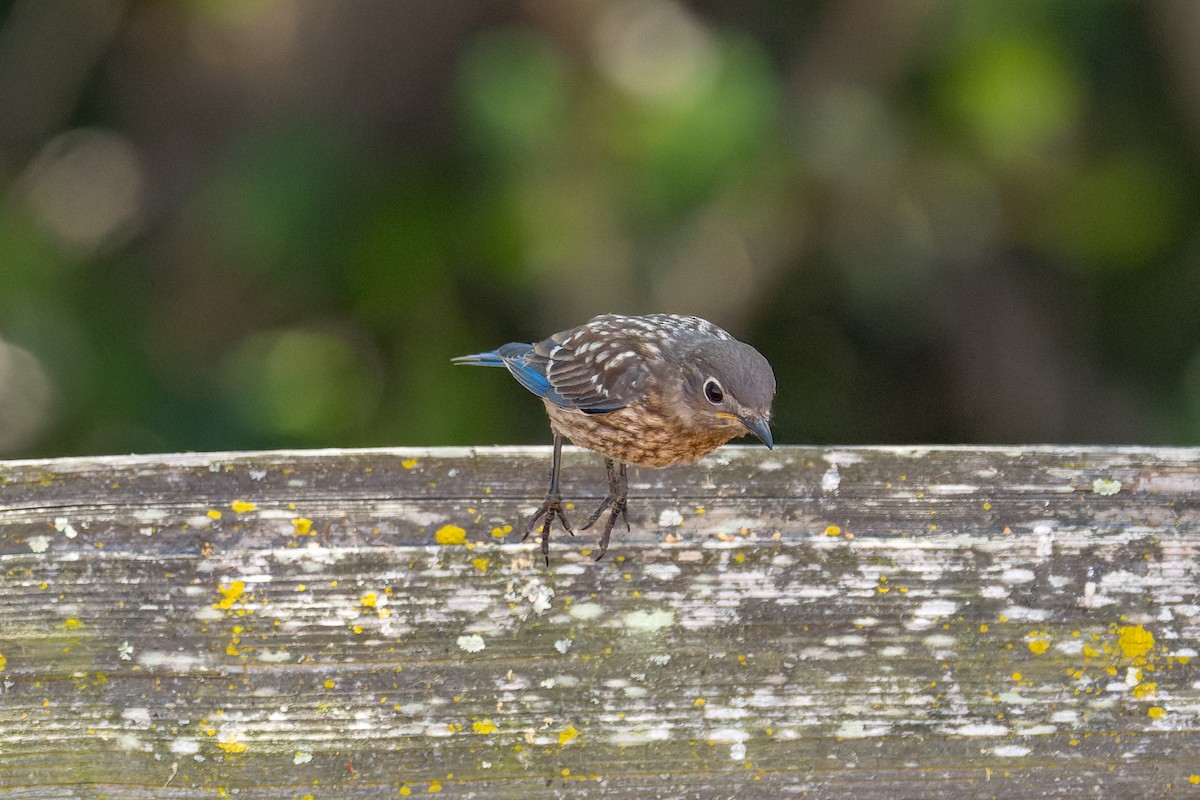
542,398,742,468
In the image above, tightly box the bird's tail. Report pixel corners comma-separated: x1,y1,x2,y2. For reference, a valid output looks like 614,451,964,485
451,350,506,367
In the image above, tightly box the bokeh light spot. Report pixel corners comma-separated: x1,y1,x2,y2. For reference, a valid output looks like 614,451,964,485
941,37,1080,167
0,338,56,454
224,329,380,440
1040,154,1184,270
458,29,570,159
19,128,145,255
592,0,718,102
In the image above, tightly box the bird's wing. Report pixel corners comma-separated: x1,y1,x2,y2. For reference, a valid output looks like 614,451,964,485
463,316,655,413
486,342,558,401
534,317,652,414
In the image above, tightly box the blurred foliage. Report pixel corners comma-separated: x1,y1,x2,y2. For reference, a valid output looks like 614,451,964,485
1,0,1199,457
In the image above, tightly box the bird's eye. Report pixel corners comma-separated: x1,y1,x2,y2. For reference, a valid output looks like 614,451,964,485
703,378,724,404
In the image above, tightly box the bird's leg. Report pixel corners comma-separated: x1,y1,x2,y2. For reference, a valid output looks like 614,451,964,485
582,459,630,560
524,433,573,565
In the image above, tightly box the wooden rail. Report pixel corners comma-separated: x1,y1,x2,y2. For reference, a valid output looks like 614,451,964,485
1,445,1198,797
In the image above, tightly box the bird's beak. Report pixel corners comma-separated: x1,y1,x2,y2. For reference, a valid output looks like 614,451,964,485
739,414,774,450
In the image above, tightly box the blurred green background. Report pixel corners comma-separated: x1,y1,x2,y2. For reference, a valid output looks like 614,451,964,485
1,0,1199,457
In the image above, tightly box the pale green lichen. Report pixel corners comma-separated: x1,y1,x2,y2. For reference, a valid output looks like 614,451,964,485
622,609,675,632
457,634,485,653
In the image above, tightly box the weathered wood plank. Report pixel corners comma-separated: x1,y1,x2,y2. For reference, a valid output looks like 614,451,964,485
1,445,1199,798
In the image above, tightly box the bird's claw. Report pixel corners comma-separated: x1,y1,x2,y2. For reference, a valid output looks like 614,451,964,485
582,494,630,561
524,493,572,565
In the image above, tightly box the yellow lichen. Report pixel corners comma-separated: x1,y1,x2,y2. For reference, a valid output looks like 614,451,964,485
215,581,245,610
0,653,6,671
230,500,256,513
428,780,443,793
401,458,418,469
207,509,222,520
824,525,841,537
435,525,467,545
1148,706,1165,719
1132,682,1157,699
1118,625,1154,659
218,738,248,753
361,592,378,608
1028,639,1050,655
472,558,490,572
491,525,512,538
558,725,579,744
292,518,313,536
473,719,498,734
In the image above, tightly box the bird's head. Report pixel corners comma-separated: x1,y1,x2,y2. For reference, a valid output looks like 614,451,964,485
679,338,776,448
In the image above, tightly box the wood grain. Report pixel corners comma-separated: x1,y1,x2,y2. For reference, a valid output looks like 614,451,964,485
1,445,1198,797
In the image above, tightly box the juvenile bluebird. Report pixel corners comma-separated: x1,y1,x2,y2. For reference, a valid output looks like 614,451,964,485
453,313,776,563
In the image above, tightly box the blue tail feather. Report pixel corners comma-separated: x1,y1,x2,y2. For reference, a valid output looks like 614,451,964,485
454,343,558,403
451,350,506,367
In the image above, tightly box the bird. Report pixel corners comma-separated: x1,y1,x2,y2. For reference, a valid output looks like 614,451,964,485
453,313,776,563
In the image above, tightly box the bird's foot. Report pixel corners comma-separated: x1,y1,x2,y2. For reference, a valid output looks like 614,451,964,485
524,493,573,566
582,494,630,561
